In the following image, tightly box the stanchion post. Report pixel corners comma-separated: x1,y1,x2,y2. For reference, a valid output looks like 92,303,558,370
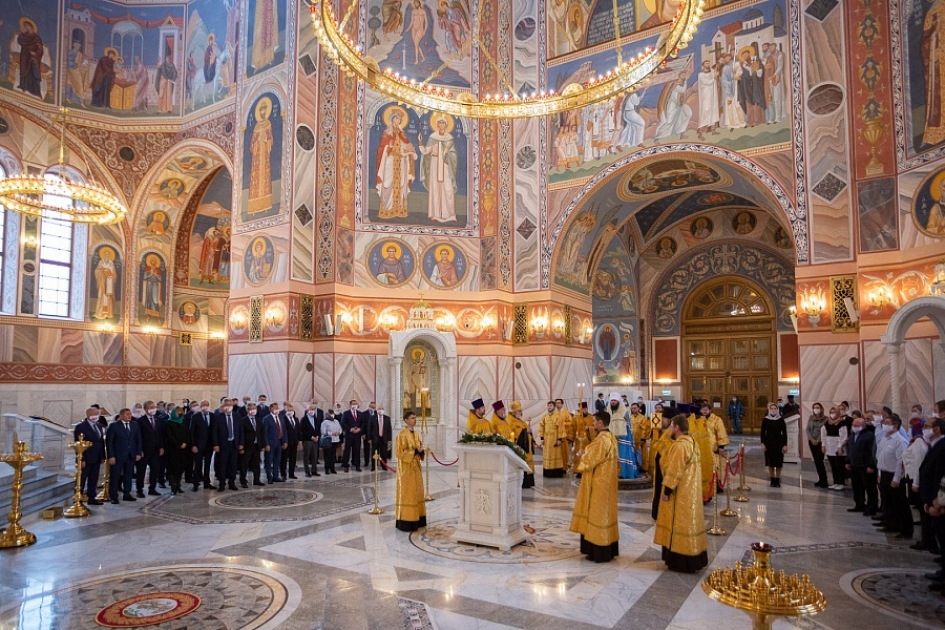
423,446,434,502
720,453,737,517
368,451,384,515
708,465,726,536
736,441,751,492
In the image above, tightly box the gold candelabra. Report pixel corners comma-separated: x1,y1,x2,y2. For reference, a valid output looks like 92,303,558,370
707,463,726,536
702,542,827,630
735,441,751,500
95,445,110,503
0,432,44,549
720,451,737,517
64,435,92,518
368,451,384,515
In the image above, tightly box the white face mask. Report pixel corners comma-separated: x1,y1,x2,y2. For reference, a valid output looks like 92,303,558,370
351,406,358,411
248,410,257,417
813,408,822,414
222,406,233,414
87,414,98,421
829,413,837,419
923,428,933,440
201,405,210,412
378,409,384,415
146,409,156,416
852,426,862,434
873,414,883,422
307,411,315,417
287,411,294,417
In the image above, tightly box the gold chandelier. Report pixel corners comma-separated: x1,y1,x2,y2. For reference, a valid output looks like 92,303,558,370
0,108,127,224
310,0,704,119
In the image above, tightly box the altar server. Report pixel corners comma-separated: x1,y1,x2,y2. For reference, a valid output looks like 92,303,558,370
395,411,427,532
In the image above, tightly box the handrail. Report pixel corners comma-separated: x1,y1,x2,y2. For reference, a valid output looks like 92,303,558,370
1,413,74,474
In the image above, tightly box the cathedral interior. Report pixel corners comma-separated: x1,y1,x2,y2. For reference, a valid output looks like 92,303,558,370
0,0,944,628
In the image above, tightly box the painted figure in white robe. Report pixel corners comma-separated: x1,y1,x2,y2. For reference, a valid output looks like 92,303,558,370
696,60,720,140
93,248,117,320
419,115,457,222
655,72,692,141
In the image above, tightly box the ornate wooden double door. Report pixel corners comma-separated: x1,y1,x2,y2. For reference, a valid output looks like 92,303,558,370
682,278,776,434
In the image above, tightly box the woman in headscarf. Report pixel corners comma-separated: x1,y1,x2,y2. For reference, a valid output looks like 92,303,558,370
806,402,829,488
164,406,190,495
760,402,788,487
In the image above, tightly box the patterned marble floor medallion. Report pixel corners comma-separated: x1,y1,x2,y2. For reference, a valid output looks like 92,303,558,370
844,569,945,629
95,592,200,628
1,564,288,630
410,515,582,563
211,488,323,509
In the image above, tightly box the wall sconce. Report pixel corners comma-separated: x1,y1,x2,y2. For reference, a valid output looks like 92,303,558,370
379,312,399,332
99,323,114,334
435,313,455,332
229,310,247,330
800,295,826,327
265,307,278,327
583,325,593,343
531,314,548,339
210,331,226,340
552,318,564,335
480,314,495,332
142,327,158,335
789,305,798,334
867,287,890,309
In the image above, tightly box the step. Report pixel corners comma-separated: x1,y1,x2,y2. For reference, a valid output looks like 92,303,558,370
0,462,40,486
0,468,61,505
3,476,75,517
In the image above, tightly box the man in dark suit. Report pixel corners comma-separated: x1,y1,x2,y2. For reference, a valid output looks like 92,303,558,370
367,404,393,471
135,401,165,497
106,408,143,503
256,394,271,421
213,400,243,491
300,402,323,477
75,407,106,505
340,399,364,472
190,399,217,491
920,406,945,587
363,402,380,467
261,402,285,483
240,402,265,487
280,403,301,480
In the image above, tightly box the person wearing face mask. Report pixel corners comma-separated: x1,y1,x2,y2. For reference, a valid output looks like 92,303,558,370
131,404,144,420
806,403,829,488
824,406,849,490
368,404,393,471
920,406,945,586
363,402,380,468
190,399,217,491
300,403,324,477
760,402,788,487
279,403,301,480
212,400,244,491
74,407,106,506
163,406,190,495
256,394,270,419
654,414,708,573
321,410,342,474
341,400,364,473
905,418,932,551
727,396,744,435
261,402,285,483
874,414,911,539
135,401,165,498
846,414,877,514
105,408,143,503
910,404,927,439
540,400,566,478
240,402,266,487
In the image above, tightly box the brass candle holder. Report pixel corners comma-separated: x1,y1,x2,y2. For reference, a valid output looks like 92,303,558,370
702,542,827,630
0,432,45,549
95,446,110,503
368,451,384,515
64,435,92,518
707,463,726,536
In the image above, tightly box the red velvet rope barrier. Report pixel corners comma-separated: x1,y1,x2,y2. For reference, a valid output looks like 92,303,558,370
430,451,459,466
379,458,397,473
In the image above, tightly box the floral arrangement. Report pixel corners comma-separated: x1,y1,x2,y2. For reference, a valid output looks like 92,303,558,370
458,432,527,462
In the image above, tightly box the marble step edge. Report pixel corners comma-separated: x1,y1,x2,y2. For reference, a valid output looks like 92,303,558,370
0,476,74,516
0,469,59,503
0,464,40,484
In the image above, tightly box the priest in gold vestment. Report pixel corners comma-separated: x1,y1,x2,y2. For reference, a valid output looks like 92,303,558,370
509,401,535,489
466,398,492,434
490,400,514,438
540,400,566,477
629,403,651,471
554,398,575,472
649,412,673,520
395,411,427,532
572,402,598,472
688,407,715,502
654,414,708,572
570,410,620,562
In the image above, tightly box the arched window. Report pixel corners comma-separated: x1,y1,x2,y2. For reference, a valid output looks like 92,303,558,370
35,166,87,319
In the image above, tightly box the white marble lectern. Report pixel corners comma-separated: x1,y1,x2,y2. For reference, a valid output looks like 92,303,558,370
450,444,531,551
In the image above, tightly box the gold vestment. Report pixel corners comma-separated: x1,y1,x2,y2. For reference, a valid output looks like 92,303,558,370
540,411,564,470
490,413,514,439
395,427,426,525
654,435,706,556
570,430,619,546
572,412,598,470
466,410,492,435
688,414,714,499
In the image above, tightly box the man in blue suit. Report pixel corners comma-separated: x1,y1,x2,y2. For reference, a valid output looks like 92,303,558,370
106,408,143,503
261,402,286,483
213,400,244,491
75,407,106,506
190,399,216,491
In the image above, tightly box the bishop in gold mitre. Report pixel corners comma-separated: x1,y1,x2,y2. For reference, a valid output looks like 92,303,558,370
570,410,620,563
395,411,427,532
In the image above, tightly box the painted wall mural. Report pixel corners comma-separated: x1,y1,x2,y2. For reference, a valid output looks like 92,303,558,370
367,238,417,287
60,2,185,116
912,166,945,237
242,234,275,286
367,103,469,228
246,0,286,78
89,243,122,323
0,3,58,103
185,0,239,113
546,0,791,185
591,231,639,384
857,176,899,252
900,0,945,159
421,242,467,288
240,91,283,222
189,169,233,289
138,251,168,326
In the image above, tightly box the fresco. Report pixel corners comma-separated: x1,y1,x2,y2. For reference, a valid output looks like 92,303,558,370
185,0,239,113
421,242,467,288
365,0,472,88
138,251,168,326
60,2,185,116
89,243,122,323
175,295,209,332
240,91,283,222
246,0,286,78
912,166,945,238
367,103,469,228
367,238,417,287
189,169,232,289
901,0,945,158
592,231,639,383
857,177,899,252
546,0,791,184
0,4,58,103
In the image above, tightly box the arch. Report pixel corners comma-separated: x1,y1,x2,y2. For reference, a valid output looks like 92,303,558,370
880,297,945,414
545,144,807,289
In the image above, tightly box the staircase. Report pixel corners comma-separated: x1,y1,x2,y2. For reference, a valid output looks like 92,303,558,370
0,462,75,517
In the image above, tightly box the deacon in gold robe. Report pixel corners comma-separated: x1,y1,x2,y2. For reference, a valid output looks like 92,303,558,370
629,403,651,471
570,410,620,562
692,401,730,495
554,398,575,472
395,411,427,532
687,409,714,502
572,402,598,472
490,400,514,438
509,400,535,488
649,412,673,520
540,400,566,477
466,398,492,435
654,414,708,573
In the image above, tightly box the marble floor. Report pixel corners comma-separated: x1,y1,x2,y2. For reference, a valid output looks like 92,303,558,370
0,441,942,630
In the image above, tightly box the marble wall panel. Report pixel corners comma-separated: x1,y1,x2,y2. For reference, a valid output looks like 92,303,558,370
288,353,314,407
150,336,174,366
0,326,12,362
335,354,375,406
457,355,497,408
551,355,595,408
42,400,73,424
35,328,61,364
103,334,123,366
229,353,288,401
206,340,225,369
514,356,551,422
497,356,514,408
126,334,150,367
82,331,104,365
191,339,208,370
12,326,38,363
176,344,192,368
60,329,84,364
312,352,334,407
375,354,391,416
863,338,936,412
800,343,861,411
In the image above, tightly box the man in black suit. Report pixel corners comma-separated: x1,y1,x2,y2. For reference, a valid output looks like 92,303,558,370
261,402,285,483
363,402,380,467
135,401,165,497
106,408,143,503
279,403,301,479
340,399,364,472
190,399,217,491
75,407,106,506
920,405,945,587
213,400,243,491
240,402,265,487
300,402,323,477
256,394,270,421
367,404,393,471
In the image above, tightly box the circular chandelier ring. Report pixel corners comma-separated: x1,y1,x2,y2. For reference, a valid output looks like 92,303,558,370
0,175,127,224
